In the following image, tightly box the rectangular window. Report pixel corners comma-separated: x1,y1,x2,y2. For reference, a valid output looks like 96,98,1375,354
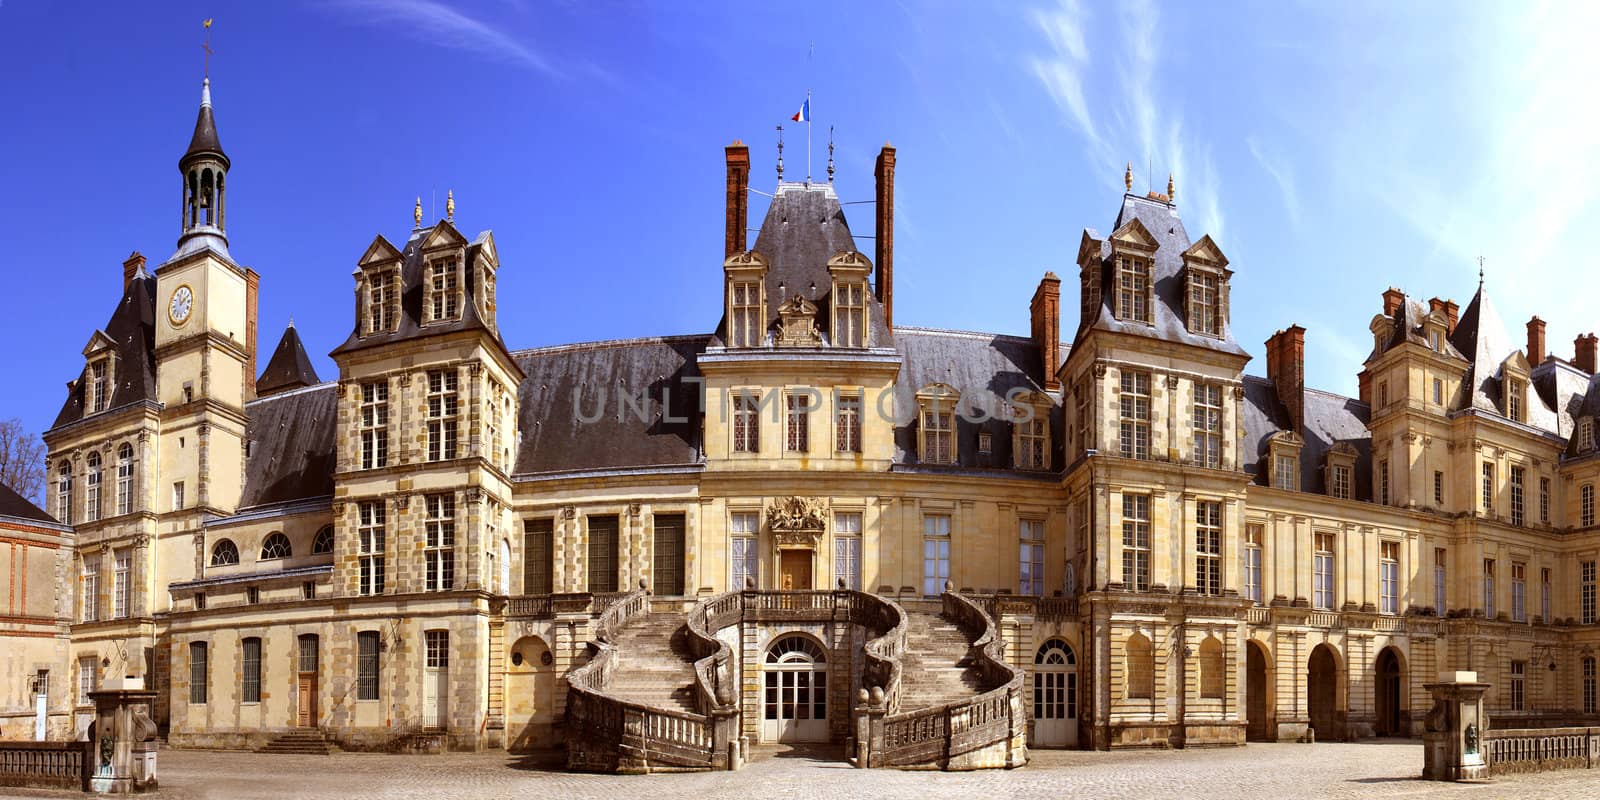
1075,379,1091,455
1190,271,1220,335
90,361,107,413
1313,533,1335,610
1118,371,1151,460
733,390,761,453
78,656,98,706
922,514,952,596
188,642,207,704
1016,414,1048,470
1542,568,1552,623
786,391,811,453
523,518,553,595
426,370,460,461
1244,524,1264,605
1583,420,1598,451
920,401,954,464
1482,462,1495,513
1195,501,1222,596
834,512,862,591
57,466,72,525
1121,494,1151,592
1192,383,1222,469
1019,519,1045,596
194,592,206,610
1378,381,1388,408
1380,461,1390,505
1380,541,1399,615
1483,559,1496,618
1510,660,1526,711
172,481,185,511
81,555,98,623
730,281,762,348
1586,657,1597,715
358,501,386,596
428,261,458,321
356,631,379,701
85,458,101,523
302,582,315,600
1511,466,1525,526
587,515,619,593
835,392,861,453
1583,561,1596,625
246,586,260,605
1512,562,1527,623
1435,548,1447,616
1331,465,1352,500
367,271,395,334
360,382,389,469
1433,377,1443,405
116,451,133,516
1436,471,1445,507
1274,453,1297,491
1584,484,1596,527
833,281,866,347
1509,386,1523,422
652,513,686,596
241,637,261,704
1541,477,1551,524
424,493,456,592
112,550,130,619
1117,255,1151,323
425,630,449,671
731,512,759,590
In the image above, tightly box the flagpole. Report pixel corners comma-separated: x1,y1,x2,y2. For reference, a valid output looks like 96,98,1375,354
806,89,812,183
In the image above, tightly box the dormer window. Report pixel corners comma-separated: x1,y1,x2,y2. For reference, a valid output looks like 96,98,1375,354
1010,391,1052,470
1506,378,1525,422
427,260,461,322
1189,271,1221,335
916,385,958,465
1325,442,1358,501
730,281,763,347
365,270,397,335
833,281,867,347
1580,418,1596,452
1116,255,1152,323
1265,431,1303,491
88,360,109,413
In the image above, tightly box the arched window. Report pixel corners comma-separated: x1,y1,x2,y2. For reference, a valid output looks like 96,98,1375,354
210,539,239,567
260,532,292,560
1125,633,1153,699
1063,562,1077,596
766,634,827,664
312,526,335,555
1035,639,1077,666
56,461,72,524
84,453,102,523
116,444,134,516
1199,636,1226,699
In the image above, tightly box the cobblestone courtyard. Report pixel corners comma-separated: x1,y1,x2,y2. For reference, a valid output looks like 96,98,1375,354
5,741,1596,800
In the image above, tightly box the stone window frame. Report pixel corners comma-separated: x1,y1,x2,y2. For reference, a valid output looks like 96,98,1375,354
827,251,871,348
1120,493,1151,592
921,512,952,597
1312,531,1336,611
723,251,768,349
1379,539,1400,615
1192,382,1224,469
1510,464,1527,526
1009,390,1053,471
115,442,135,517
1193,499,1223,597
1018,517,1045,596
1482,558,1497,619
1181,236,1231,338
1114,253,1153,324
1266,431,1303,492
729,508,761,590
1243,522,1264,605
1580,418,1596,453
359,380,390,470
1502,354,1530,423
84,451,102,523
730,387,762,455
241,636,262,704
56,460,73,525
1325,441,1357,501
1511,561,1527,623
834,389,862,454
1123,632,1154,700
784,389,813,454
915,384,959,465
832,510,863,591
85,353,116,416
1583,483,1595,528
424,492,457,592
1117,370,1152,460
357,500,387,596
357,262,401,338
259,532,292,561
80,551,99,623
112,549,130,619
1197,635,1226,699
425,369,461,462
209,538,239,567
422,249,465,326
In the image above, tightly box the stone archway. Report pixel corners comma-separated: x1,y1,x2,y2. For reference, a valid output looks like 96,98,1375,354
1308,643,1343,742
1375,647,1406,736
1246,639,1273,741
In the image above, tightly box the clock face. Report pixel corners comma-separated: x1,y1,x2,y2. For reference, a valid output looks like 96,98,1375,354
169,285,194,326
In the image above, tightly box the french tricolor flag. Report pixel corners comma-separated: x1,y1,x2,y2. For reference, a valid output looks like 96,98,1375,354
791,97,810,123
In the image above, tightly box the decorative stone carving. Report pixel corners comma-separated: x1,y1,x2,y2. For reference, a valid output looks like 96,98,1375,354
1166,374,1180,390
628,503,642,518
766,496,827,549
774,294,822,347
562,506,577,520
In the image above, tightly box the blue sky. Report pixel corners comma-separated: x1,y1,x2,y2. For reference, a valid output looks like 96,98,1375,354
2,1,1597,442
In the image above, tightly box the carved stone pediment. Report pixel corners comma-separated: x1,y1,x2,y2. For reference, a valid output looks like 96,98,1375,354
775,294,822,347
766,496,827,549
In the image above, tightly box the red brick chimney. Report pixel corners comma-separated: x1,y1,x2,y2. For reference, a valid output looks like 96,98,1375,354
245,268,259,400
1265,326,1307,432
874,143,896,328
122,251,146,290
1577,333,1599,374
1030,272,1062,390
1527,316,1546,364
1444,300,1459,336
724,141,750,259
1382,287,1405,317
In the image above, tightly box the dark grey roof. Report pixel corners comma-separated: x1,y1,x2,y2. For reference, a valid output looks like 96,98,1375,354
716,183,892,347
0,481,55,524
1370,296,1467,361
513,336,708,475
181,80,227,169
256,324,320,397
331,223,515,362
1242,376,1371,498
1533,358,1593,440
240,384,336,508
51,271,158,430
1073,194,1248,358
1448,287,1563,434
892,326,1063,470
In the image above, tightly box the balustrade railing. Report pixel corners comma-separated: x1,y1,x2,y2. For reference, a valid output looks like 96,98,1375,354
0,742,88,791
1484,726,1600,776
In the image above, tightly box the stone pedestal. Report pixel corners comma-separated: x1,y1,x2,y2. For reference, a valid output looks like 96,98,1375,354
87,679,159,794
1421,671,1490,782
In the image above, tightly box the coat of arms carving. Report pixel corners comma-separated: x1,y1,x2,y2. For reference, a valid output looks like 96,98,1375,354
775,294,822,347
765,496,827,549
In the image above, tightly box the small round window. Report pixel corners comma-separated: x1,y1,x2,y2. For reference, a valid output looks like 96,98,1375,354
511,651,524,667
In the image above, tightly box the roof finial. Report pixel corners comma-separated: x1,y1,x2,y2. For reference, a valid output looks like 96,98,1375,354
201,18,214,79
1477,254,1486,289
446,190,455,223
776,125,785,182
827,125,835,184
288,315,295,328
1167,172,1175,201
414,197,423,228
1124,162,1133,192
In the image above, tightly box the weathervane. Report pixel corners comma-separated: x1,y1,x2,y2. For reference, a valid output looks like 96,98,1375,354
827,126,835,184
202,18,215,77
1477,254,1486,288
776,125,785,182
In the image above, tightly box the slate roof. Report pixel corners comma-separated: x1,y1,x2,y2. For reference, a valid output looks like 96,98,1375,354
0,481,56,524
1370,297,1467,361
512,336,709,475
1534,358,1593,440
256,323,321,397
892,327,1064,470
1241,376,1372,499
181,79,227,168
51,270,158,430
1074,194,1249,357
1448,287,1564,434
239,383,337,509
715,182,892,347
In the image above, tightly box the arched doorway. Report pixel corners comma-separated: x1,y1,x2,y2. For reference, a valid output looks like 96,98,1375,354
1245,639,1272,741
1375,647,1405,736
507,636,557,752
1032,639,1078,747
763,635,828,742
1308,644,1342,742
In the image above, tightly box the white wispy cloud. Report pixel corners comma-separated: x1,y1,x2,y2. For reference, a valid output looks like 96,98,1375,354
327,0,560,77
1028,0,1103,159
1247,135,1300,228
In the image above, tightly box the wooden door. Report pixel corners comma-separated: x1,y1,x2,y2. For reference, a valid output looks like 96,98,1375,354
652,514,685,596
780,550,812,591
297,635,319,727
424,630,449,729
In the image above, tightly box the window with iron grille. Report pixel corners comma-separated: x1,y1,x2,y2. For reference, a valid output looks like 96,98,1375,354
586,515,619,593
731,512,759,590
1380,541,1399,615
833,281,866,346
1511,466,1525,526
920,401,954,464
834,512,862,591
1121,494,1150,592
1244,524,1264,605
358,502,386,596
424,494,455,592
356,632,379,700
729,281,763,348
523,518,553,596
1583,561,1597,625
428,261,459,321
116,444,133,516
1017,414,1048,470
1195,501,1222,596
298,635,319,673
1483,559,1496,618
1313,533,1335,610
188,643,207,704
786,391,811,453
733,390,760,453
1117,255,1151,323
1118,371,1151,460
835,392,861,453
1512,562,1527,623
1510,660,1526,711
426,371,459,461
1019,519,1044,596
241,637,261,703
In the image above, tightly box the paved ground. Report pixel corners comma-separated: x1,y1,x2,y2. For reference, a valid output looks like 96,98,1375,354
4,740,1594,799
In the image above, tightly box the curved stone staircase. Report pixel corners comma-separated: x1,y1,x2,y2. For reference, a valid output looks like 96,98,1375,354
897,601,987,711
605,612,699,714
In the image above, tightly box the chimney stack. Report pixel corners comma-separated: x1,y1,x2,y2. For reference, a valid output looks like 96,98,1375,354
1527,316,1546,365
122,251,146,290
1030,272,1062,391
1382,287,1405,317
1577,333,1599,374
1265,325,1307,433
874,143,896,328
1444,300,1460,335
245,268,259,400
724,141,750,259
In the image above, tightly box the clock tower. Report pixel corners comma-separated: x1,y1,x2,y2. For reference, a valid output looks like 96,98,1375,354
153,78,259,516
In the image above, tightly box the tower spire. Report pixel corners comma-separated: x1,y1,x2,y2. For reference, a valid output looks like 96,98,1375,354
176,65,231,258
